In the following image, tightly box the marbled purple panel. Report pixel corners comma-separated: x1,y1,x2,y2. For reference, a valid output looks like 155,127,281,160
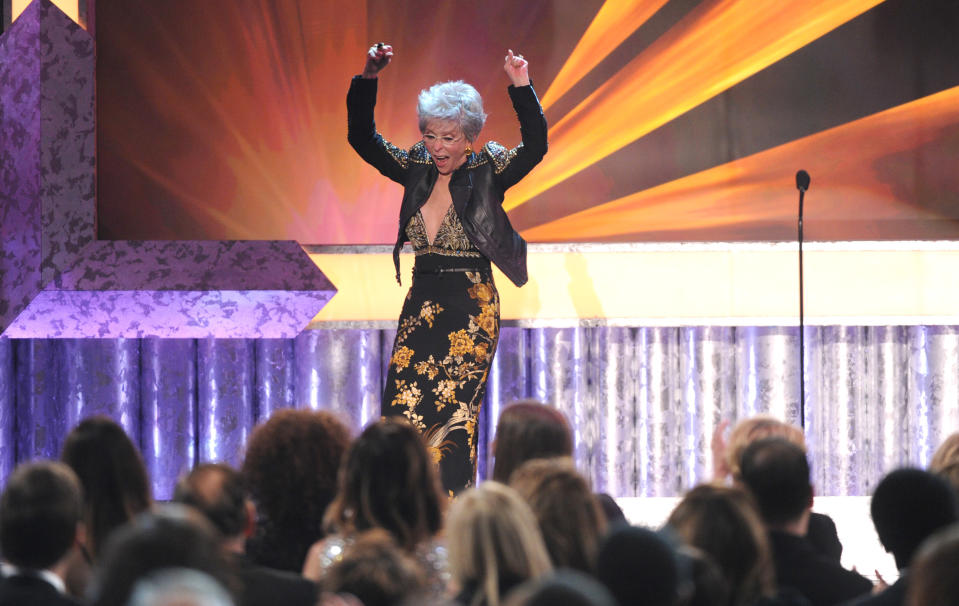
0,2,42,332
3,290,333,338
36,0,96,284
54,240,334,291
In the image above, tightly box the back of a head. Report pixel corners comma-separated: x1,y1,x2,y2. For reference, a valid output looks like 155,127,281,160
322,529,426,606
509,458,606,573
173,464,247,540
724,416,805,480
905,523,959,606
325,418,443,551
88,505,235,606
666,484,773,606
505,570,617,606
596,525,679,606
738,437,812,527
930,432,959,494
241,408,351,571
128,569,234,606
447,482,553,606
870,467,959,569
0,461,82,570
61,415,152,558
492,401,573,484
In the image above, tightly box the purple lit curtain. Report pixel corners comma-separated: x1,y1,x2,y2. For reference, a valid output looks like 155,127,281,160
1,326,957,499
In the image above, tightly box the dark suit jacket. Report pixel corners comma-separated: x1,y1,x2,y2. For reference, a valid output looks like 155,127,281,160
233,554,318,606
0,574,82,606
769,530,873,606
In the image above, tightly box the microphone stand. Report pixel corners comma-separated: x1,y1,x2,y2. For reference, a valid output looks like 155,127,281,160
796,170,809,428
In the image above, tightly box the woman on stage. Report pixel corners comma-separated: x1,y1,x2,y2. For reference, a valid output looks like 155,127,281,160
346,43,548,495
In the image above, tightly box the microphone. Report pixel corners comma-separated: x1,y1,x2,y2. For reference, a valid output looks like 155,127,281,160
794,169,810,427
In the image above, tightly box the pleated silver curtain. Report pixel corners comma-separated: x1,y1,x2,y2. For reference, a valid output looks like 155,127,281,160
1,325,957,499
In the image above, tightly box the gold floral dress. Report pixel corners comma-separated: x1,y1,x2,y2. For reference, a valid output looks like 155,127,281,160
383,204,500,495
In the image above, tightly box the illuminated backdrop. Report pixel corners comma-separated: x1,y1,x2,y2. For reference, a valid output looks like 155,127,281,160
96,0,959,244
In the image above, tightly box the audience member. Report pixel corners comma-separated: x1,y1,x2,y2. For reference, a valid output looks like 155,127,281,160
321,529,426,606
675,545,730,606
0,461,85,606
447,482,552,606
60,415,153,596
739,438,871,606
903,523,959,606
491,400,625,525
303,418,447,593
596,525,680,606
241,408,351,572
127,569,234,606
173,463,318,606
929,431,959,493
667,484,775,606
504,569,618,606
508,458,607,573
844,468,959,606
491,401,573,484
716,415,842,562
87,505,236,606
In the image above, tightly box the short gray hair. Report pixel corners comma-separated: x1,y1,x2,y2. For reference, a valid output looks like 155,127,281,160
128,568,234,606
417,81,487,142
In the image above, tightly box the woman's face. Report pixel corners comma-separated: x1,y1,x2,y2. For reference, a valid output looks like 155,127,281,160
422,119,470,175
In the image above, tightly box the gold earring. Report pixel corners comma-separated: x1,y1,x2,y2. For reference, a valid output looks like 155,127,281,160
465,145,473,155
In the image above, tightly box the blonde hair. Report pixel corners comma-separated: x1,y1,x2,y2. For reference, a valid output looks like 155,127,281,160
725,415,805,480
447,482,552,606
930,432,959,493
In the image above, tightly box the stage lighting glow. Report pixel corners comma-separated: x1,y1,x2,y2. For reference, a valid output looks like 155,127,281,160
540,0,669,110
504,0,887,211
522,85,959,241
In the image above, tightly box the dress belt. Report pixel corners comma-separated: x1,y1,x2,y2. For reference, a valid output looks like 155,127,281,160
412,266,488,275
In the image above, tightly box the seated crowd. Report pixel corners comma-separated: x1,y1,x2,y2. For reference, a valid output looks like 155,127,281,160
2,407,959,606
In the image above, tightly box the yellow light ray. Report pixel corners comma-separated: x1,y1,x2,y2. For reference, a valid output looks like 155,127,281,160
505,0,886,212
13,0,81,27
522,85,959,241
541,0,669,110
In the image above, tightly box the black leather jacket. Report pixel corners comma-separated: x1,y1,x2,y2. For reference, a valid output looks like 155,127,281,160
346,76,548,286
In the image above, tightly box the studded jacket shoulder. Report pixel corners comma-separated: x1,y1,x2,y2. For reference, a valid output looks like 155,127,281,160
346,75,548,286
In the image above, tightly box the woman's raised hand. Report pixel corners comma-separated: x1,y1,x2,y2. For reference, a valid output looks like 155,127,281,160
504,49,530,87
362,43,393,79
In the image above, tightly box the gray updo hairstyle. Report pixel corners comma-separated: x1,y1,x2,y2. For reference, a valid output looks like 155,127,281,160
417,81,487,142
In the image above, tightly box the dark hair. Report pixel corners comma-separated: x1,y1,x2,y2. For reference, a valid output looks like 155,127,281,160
173,463,247,538
870,468,959,569
60,415,152,558
88,506,236,606
241,408,351,572
322,529,426,606
667,484,774,606
324,418,443,551
738,437,811,526
596,525,680,606
0,461,82,569
492,401,573,484
509,458,606,573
